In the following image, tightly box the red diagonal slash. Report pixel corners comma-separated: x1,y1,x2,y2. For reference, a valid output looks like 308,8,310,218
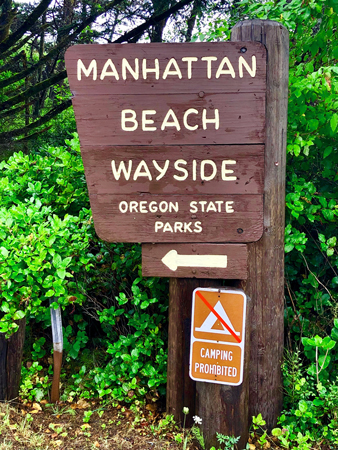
196,291,241,343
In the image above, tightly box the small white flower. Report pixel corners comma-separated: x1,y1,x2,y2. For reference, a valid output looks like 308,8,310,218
183,407,189,415
193,415,202,425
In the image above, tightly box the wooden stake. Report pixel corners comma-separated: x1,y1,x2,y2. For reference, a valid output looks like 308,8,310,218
231,20,289,428
50,304,63,403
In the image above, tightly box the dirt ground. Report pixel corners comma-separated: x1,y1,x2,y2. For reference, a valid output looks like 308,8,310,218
0,399,200,450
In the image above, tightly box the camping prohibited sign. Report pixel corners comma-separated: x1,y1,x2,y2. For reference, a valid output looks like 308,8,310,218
190,288,246,386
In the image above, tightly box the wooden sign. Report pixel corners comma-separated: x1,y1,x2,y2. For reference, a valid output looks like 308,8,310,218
142,243,248,279
190,288,246,386
65,42,266,243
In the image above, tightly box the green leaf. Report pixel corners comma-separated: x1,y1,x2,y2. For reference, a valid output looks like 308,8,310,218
323,146,332,158
56,269,66,280
330,113,338,132
272,428,282,437
0,247,9,258
13,310,25,320
318,354,331,370
1,302,10,313
331,327,338,341
285,243,294,253
52,253,62,269
45,289,55,297
308,119,319,131
298,400,308,413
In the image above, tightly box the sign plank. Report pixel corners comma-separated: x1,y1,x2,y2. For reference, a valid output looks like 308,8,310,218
91,194,263,243
65,41,266,244
81,145,264,195
73,93,265,146
142,244,248,279
65,42,266,95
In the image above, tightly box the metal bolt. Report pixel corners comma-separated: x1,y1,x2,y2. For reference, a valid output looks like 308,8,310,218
237,228,244,234
240,47,247,53
198,91,205,98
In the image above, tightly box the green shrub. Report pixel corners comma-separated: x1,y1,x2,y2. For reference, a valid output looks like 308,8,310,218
0,136,169,402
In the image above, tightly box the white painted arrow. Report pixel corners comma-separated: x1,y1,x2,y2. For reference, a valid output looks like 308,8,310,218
161,250,228,272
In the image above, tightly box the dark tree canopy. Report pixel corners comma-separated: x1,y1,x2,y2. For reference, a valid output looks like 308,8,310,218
0,0,231,151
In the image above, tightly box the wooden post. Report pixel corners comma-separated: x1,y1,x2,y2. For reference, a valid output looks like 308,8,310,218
0,319,26,401
167,278,227,426
196,297,251,450
167,279,239,426
231,20,289,428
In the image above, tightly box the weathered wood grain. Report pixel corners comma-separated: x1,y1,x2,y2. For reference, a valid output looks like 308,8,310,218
167,278,224,426
231,20,289,429
90,194,263,243
0,319,26,401
196,296,251,449
142,243,248,278
6,319,26,400
65,42,266,95
73,92,265,146
0,335,7,401
81,145,264,195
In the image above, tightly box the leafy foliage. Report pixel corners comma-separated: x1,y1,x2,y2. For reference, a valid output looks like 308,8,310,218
0,135,168,403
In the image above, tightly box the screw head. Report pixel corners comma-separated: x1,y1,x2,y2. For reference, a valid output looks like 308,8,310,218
240,47,247,53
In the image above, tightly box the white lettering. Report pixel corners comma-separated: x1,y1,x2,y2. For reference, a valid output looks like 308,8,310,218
202,109,219,130
77,59,97,81
111,160,132,180
100,59,119,80
142,58,159,79
133,160,152,180
182,56,198,79
142,110,156,131
216,57,236,79
161,109,181,131
201,56,217,79
163,58,182,79
121,109,138,131
221,160,237,181
201,160,217,181
183,108,198,131
119,201,128,213
226,201,234,213
174,160,188,181
190,201,198,213
122,58,139,80
239,55,256,78
153,160,169,180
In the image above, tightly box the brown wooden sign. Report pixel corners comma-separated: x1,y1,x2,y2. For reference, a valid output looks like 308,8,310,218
65,42,266,243
190,288,246,385
142,244,248,279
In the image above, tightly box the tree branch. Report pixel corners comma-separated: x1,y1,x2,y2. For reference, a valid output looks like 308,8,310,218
14,125,53,143
0,70,67,110
0,0,52,52
0,0,124,89
0,102,32,119
1,33,34,59
0,99,72,141
113,0,195,43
